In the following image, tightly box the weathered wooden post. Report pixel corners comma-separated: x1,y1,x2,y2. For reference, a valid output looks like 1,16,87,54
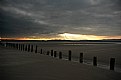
18,44,20,50
16,44,18,49
22,44,23,51
110,58,115,70
79,53,83,63
13,43,15,48
68,50,71,61
47,51,49,55
51,50,53,56
12,43,14,48
23,44,25,51
54,51,57,57
93,56,97,66
40,49,43,54
18,44,19,50
25,45,27,51
59,52,62,59
31,45,33,52
35,45,37,53
21,44,23,51
19,44,21,50
21,44,22,51
28,44,30,52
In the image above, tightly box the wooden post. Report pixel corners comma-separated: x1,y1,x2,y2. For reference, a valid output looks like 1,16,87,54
16,44,18,49
79,53,83,63
17,44,19,49
110,58,115,70
51,50,53,56
21,44,22,51
20,44,22,51
31,45,33,52
35,45,37,53
18,44,20,50
28,44,30,52
15,43,17,49
23,44,25,51
25,45,27,51
93,56,97,66
21,44,23,51
47,51,49,55
18,44,19,50
59,52,62,59
22,44,24,51
40,49,43,54
13,43,15,48
19,44,21,50
54,51,57,57
68,50,71,61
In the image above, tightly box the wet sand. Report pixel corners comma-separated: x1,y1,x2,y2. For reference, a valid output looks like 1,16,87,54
0,46,121,80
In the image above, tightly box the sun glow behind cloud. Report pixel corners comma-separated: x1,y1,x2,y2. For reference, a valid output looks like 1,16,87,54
59,33,107,40
1,33,121,40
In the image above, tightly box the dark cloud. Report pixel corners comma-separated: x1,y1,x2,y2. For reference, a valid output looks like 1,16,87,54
0,0,121,38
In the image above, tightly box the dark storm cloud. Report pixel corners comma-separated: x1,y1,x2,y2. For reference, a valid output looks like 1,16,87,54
0,0,121,38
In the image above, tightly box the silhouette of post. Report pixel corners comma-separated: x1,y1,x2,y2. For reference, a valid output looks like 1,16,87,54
51,50,53,56
93,56,97,66
22,44,24,51
31,45,33,52
79,53,83,63
40,49,43,54
25,45,27,51
16,44,18,49
59,52,62,59
54,51,57,57
47,51,49,55
20,44,22,51
110,58,115,70
21,44,22,51
35,45,37,53
18,44,20,50
19,44,21,50
68,50,71,61
28,44,30,52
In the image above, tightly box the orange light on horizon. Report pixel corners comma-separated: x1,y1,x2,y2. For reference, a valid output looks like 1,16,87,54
1,33,121,40
59,33,121,40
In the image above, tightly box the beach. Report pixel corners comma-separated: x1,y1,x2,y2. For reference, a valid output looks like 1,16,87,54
7,41,121,71
0,44,121,80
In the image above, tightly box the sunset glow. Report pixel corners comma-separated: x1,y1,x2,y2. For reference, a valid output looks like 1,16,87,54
1,33,121,40
59,33,121,40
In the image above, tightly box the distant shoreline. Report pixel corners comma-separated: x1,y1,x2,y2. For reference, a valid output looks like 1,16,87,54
1,39,121,43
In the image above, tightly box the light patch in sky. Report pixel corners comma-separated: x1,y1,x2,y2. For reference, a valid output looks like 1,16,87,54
1,33,121,40
59,33,106,40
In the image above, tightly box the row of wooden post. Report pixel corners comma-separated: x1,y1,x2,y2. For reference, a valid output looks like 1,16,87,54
0,42,115,70
1,43,38,53
46,49,115,70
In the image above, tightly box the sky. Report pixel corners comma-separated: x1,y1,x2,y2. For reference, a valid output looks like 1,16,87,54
0,0,121,40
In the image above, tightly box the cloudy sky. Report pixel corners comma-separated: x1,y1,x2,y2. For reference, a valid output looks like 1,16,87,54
0,0,121,40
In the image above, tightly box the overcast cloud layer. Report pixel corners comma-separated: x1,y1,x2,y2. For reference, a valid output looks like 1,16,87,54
0,0,121,38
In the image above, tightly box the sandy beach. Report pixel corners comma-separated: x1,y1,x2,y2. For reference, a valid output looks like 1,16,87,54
0,45,121,80
17,41,121,71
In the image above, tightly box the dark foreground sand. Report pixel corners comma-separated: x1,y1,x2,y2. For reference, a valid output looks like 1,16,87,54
0,46,121,80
